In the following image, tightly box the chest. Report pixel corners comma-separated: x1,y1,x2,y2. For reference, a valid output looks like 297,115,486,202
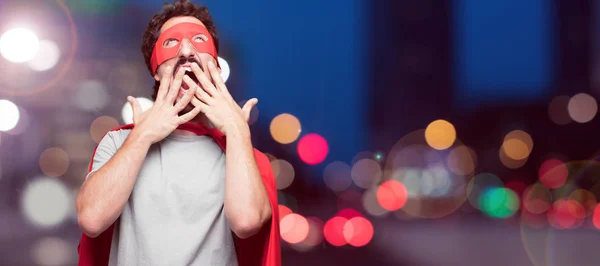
129,138,226,220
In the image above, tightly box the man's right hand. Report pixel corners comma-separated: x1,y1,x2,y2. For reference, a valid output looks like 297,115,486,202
126,66,201,145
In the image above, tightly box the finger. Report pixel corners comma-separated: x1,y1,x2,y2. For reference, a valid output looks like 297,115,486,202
191,62,218,96
242,98,258,122
174,84,197,112
155,66,173,103
185,76,211,104
165,67,186,104
127,96,142,122
207,60,227,93
178,102,205,124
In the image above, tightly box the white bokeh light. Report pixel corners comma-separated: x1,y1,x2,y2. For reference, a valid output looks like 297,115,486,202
0,99,20,131
218,56,230,82
21,177,72,228
0,28,40,63
75,80,110,111
27,40,61,71
121,97,154,124
31,237,75,266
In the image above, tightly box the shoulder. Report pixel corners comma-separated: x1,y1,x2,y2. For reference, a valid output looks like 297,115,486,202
102,129,132,149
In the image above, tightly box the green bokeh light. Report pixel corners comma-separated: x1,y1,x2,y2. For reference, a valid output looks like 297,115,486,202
479,187,520,218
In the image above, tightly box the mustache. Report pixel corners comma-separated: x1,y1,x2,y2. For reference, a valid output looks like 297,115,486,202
174,57,201,83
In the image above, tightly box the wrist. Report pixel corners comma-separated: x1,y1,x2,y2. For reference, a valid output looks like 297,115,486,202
127,128,154,148
223,121,250,139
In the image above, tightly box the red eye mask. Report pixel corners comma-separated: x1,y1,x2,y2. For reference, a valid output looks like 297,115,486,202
150,22,218,75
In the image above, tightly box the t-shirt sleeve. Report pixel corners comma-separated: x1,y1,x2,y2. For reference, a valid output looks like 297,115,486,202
86,131,120,179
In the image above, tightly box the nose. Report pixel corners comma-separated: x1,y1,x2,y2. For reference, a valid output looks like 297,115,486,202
178,38,196,59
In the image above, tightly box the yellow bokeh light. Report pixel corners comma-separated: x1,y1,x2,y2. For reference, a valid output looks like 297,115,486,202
425,120,456,150
39,147,69,177
90,116,119,143
502,139,530,160
499,148,527,169
270,113,301,144
502,130,533,161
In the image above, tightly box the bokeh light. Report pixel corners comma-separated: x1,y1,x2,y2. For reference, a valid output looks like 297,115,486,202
337,208,363,219
271,159,295,190
21,177,72,228
547,199,585,229
278,204,292,222
298,217,325,248
218,56,230,82
425,119,456,150
447,145,477,176
593,205,600,229
343,216,374,247
362,187,389,217
351,158,382,189
280,213,310,244
39,147,70,177
538,158,568,189
121,97,154,124
502,130,533,160
523,183,552,214
499,147,528,169
30,237,75,266
478,187,520,219
90,116,120,143
324,216,349,246
0,99,20,131
568,189,597,217
548,95,572,125
0,28,39,63
27,40,61,71
466,173,504,210
376,180,408,211
75,80,110,112
567,93,598,123
297,134,329,165
269,113,301,144
323,161,353,193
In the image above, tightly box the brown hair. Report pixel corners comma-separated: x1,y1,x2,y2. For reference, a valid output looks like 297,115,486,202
141,0,219,99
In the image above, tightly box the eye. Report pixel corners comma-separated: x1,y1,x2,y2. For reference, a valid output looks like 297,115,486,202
193,34,208,43
163,38,179,48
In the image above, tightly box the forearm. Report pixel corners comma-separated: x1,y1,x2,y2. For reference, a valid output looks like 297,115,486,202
76,131,151,237
223,124,271,238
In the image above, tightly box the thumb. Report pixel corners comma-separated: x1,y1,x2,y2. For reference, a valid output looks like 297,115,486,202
242,98,258,122
127,96,142,122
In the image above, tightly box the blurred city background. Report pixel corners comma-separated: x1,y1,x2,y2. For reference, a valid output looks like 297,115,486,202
1,0,600,265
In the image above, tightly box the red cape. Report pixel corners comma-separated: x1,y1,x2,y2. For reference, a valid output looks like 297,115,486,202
77,122,281,266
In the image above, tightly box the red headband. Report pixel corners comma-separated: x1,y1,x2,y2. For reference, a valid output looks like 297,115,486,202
150,22,218,74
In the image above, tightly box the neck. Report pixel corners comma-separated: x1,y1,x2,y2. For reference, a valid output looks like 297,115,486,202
172,113,213,135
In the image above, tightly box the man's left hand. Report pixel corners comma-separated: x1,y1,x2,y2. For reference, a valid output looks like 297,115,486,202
183,61,257,135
